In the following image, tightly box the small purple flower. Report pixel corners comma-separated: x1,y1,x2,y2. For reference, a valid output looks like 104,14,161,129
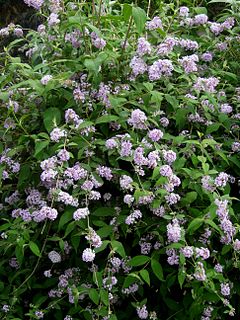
128,109,147,129
96,166,113,180
214,263,223,273
195,247,210,260
2,305,10,313
232,142,240,152
201,52,213,62
136,305,148,319
194,77,219,93
165,193,180,205
13,28,23,37
35,311,44,319
24,0,44,10
136,37,151,56
221,283,230,296
50,127,67,142
146,16,163,30
125,209,142,225
181,246,194,258
214,172,229,188
124,194,134,205
82,248,95,262
106,138,118,149
194,262,206,281
120,140,132,157
179,6,189,17
193,14,208,25
58,149,70,162
167,219,181,243
149,59,174,81
148,129,163,142
48,251,61,263
48,13,60,27
220,103,232,114
160,165,173,177
130,56,147,77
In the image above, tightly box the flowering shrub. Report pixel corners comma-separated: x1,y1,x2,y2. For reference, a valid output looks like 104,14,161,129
0,1,240,319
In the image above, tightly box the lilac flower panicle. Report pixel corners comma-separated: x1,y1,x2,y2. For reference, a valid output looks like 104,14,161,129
146,16,163,30
214,172,229,188
106,138,118,149
179,6,189,17
120,140,133,157
136,305,148,319
136,37,151,56
160,165,173,177
221,283,230,296
82,248,95,262
149,59,174,81
194,77,219,92
73,207,89,220
181,246,194,258
148,129,163,142
50,128,67,142
24,0,44,10
48,13,60,27
125,210,142,225
96,166,113,180
48,251,61,263
194,262,206,281
233,239,240,251
128,109,147,129
167,219,181,243
194,14,208,25
41,75,53,85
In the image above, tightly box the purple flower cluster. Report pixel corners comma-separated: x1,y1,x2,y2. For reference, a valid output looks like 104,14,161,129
148,59,174,81
24,0,44,10
194,77,219,92
146,16,162,30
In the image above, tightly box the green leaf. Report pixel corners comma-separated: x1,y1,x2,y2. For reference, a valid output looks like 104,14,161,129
140,269,150,286
206,123,220,134
165,94,179,109
58,208,74,231
95,115,119,124
92,207,115,217
34,140,49,157
132,6,147,33
29,241,41,257
43,107,61,133
181,192,198,206
129,255,150,267
178,268,186,289
122,3,132,21
15,245,24,264
205,219,221,233
100,289,109,306
151,259,164,281
17,164,31,188
111,240,126,258
89,288,100,305
71,235,81,252
187,218,203,235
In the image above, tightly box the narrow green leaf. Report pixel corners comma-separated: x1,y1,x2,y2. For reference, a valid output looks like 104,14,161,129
129,255,150,267
132,7,146,33
151,259,164,281
89,288,100,305
111,240,126,258
29,241,41,257
140,269,150,286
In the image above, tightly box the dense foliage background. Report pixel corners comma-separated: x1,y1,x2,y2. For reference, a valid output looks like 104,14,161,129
0,0,240,319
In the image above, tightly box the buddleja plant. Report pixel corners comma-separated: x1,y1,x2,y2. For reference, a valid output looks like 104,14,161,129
0,0,240,319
